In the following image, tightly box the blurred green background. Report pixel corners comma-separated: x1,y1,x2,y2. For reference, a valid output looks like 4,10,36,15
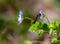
0,0,60,44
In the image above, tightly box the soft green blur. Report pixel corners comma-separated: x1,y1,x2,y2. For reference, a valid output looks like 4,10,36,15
0,0,60,44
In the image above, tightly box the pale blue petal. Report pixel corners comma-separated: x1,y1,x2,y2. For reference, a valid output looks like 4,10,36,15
18,10,23,24
39,10,44,16
19,10,23,16
39,10,44,21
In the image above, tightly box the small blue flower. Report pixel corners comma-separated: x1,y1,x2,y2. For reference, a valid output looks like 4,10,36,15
39,10,44,16
18,10,23,24
39,10,44,21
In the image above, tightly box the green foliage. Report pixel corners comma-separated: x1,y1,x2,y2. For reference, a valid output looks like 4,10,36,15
29,20,60,43
0,29,8,42
0,0,60,43
20,18,31,35
29,21,49,32
22,40,32,44
0,19,5,30
54,0,60,8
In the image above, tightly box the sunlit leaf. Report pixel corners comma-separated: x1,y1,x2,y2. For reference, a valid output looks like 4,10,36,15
22,40,32,44
51,37,57,43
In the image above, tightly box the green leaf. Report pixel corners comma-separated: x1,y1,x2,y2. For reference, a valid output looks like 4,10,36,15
37,29,44,36
42,23,49,31
49,29,53,35
22,40,32,44
51,37,57,43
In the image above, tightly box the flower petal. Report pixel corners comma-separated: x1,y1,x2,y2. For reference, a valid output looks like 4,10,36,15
18,10,23,24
